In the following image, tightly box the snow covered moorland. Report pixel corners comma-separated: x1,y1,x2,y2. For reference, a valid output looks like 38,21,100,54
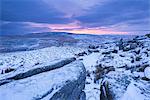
0,33,150,100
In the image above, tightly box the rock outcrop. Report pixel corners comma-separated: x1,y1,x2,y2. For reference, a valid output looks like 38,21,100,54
0,57,76,86
0,58,86,100
100,80,113,100
144,67,150,80
103,71,132,99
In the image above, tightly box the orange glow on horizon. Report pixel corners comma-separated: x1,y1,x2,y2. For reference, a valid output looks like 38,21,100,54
28,22,129,35
52,28,129,35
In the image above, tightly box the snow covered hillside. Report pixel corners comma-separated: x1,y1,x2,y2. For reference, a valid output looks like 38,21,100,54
0,34,150,100
0,32,135,53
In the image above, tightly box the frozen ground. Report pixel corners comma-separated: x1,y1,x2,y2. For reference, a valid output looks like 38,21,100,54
0,46,85,74
0,34,150,100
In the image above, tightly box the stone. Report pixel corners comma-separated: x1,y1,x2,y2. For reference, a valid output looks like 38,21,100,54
0,60,86,100
88,49,99,53
145,34,150,38
118,39,124,50
135,56,142,61
0,57,76,86
76,52,87,57
136,64,149,72
130,43,138,49
89,45,99,49
104,71,132,99
144,67,150,80
112,49,118,53
102,51,111,55
100,81,114,100
1,68,15,74
94,65,115,82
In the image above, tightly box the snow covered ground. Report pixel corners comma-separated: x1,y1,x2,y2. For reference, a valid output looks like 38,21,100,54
76,35,150,100
0,34,150,100
0,46,85,74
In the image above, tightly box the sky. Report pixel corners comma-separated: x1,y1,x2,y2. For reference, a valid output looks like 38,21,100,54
1,0,150,35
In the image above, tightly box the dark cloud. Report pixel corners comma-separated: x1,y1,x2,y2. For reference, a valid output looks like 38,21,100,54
1,0,72,24
0,22,50,35
1,0,150,35
76,0,150,28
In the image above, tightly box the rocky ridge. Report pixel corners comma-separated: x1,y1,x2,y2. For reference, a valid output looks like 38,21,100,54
0,58,86,100
0,35,150,100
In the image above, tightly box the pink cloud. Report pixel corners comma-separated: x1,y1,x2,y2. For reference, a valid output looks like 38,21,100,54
27,21,129,35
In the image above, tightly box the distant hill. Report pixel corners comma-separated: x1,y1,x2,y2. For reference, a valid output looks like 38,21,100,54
0,32,136,53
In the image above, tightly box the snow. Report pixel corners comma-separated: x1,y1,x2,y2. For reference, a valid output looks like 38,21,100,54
80,52,101,100
144,67,150,79
82,53,100,70
1,35,150,100
133,72,144,78
84,81,101,100
0,58,73,80
0,46,85,74
76,35,150,100
121,82,145,100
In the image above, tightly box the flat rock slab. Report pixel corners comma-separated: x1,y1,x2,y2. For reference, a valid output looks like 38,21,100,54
0,61,86,100
0,58,76,85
